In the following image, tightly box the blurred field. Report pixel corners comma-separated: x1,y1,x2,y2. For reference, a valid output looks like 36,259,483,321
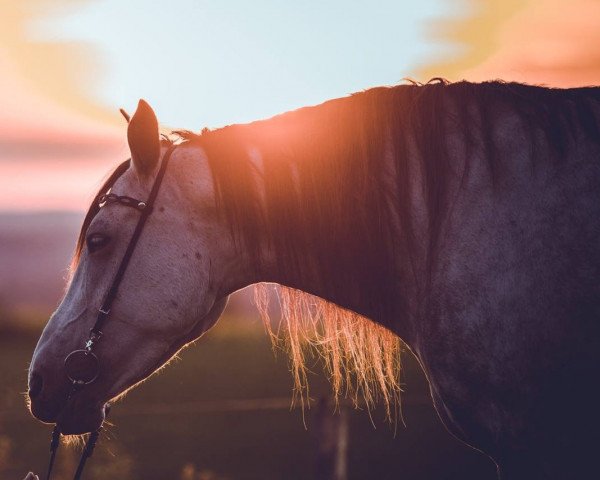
0,212,497,479
0,316,497,479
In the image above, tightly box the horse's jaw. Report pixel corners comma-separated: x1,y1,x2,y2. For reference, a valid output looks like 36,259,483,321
56,399,108,435
30,296,228,435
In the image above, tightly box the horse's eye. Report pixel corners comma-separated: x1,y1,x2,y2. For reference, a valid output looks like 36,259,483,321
86,233,111,253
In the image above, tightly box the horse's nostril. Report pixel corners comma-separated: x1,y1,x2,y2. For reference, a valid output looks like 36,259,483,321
28,372,43,398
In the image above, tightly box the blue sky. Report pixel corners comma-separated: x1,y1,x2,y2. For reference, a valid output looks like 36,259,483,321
36,0,463,129
4,0,597,211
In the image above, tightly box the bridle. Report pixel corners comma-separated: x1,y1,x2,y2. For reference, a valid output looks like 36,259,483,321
45,144,177,480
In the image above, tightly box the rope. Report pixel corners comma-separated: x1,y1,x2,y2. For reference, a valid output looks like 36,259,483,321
44,426,60,480
72,429,100,480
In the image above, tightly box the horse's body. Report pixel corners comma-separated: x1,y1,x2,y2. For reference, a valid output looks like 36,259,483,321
413,92,600,478
28,81,600,479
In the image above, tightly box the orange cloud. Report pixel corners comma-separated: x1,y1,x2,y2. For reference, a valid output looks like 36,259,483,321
2,0,599,212
419,0,600,87
0,156,124,211
0,0,119,131
0,0,124,211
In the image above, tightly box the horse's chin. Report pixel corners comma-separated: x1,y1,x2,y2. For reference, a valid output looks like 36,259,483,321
57,400,107,435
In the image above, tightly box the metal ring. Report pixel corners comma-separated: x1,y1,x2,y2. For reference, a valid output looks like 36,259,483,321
64,349,100,385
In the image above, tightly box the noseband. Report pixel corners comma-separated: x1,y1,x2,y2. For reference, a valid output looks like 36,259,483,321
45,144,177,480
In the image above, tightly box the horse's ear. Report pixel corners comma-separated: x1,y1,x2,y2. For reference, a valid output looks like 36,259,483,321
127,99,160,177
119,108,131,123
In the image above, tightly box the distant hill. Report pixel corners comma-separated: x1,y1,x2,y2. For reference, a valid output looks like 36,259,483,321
0,211,83,315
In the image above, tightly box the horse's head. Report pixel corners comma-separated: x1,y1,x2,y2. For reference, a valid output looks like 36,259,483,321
28,101,234,434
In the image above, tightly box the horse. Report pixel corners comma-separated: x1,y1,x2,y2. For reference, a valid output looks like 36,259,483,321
28,80,600,479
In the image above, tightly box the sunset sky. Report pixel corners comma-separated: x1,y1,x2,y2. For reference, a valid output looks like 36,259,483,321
1,0,599,212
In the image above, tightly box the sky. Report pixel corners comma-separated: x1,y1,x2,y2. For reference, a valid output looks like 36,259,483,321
1,0,599,212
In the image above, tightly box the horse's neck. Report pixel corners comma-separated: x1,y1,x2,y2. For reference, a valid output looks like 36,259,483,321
179,94,468,342
241,137,431,341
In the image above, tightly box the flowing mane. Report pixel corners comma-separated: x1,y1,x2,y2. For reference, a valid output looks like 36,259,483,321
71,80,600,418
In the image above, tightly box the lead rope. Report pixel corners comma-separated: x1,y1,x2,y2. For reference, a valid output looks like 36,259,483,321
45,427,98,480
72,428,101,480
45,426,60,480
45,406,110,480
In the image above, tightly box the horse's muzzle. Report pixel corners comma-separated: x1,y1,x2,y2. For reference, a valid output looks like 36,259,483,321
29,393,62,424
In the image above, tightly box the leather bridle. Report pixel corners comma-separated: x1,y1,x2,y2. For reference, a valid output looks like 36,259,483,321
45,144,177,480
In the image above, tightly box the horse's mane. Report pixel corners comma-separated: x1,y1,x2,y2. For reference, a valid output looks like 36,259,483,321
71,80,600,418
